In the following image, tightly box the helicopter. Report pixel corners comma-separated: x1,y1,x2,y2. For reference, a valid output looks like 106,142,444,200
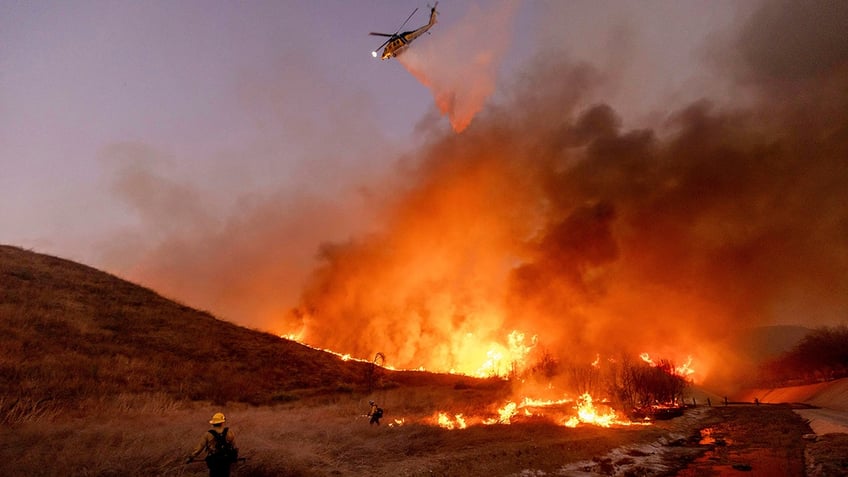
370,2,438,60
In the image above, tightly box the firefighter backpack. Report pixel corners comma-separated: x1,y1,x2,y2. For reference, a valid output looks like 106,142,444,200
206,428,239,466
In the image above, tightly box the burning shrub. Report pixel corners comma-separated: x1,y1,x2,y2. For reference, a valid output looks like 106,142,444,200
514,350,689,422
607,355,689,415
524,350,560,381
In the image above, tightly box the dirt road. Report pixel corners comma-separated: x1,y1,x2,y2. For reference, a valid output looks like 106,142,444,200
496,404,813,476
672,404,811,477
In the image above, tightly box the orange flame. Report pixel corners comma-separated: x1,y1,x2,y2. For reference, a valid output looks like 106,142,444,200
640,352,698,380
564,393,618,428
432,391,650,430
471,330,537,377
436,412,467,429
288,328,539,379
483,401,517,425
676,356,696,377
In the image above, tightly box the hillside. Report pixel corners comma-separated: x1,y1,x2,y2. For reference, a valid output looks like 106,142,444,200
726,324,811,362
0,245,469,422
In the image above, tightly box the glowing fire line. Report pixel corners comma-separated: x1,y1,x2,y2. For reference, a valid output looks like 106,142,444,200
432,392,650,430
282,329,540,378
284,333,692,431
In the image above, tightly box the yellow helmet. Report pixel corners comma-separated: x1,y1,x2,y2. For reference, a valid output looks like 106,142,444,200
209,412,226,425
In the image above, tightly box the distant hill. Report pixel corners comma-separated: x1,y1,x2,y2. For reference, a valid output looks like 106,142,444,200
0,245,471,421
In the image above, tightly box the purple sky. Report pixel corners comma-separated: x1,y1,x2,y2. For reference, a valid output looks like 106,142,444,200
1,1,754,324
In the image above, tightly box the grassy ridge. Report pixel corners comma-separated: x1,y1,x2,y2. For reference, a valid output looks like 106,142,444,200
0,245,381,421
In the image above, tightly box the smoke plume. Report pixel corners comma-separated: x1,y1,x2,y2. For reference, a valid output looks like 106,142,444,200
98,143,365,329
397,1,517,133
289,0,848,388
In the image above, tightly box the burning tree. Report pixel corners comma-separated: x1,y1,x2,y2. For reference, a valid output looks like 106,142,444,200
524,350,560,380
366,352,386,392
607,354,689,415
567,361,603,397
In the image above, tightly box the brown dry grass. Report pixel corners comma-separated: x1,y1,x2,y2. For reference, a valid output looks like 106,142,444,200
0,245,473,425
0,386,687,477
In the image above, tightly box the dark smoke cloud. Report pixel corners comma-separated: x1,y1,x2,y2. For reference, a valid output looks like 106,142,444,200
733,0,848,84
289,0,848,386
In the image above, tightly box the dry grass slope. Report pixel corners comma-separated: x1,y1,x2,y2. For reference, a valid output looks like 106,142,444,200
0,245,423,423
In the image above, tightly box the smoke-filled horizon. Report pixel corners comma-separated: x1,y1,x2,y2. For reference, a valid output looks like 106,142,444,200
285,0,848,387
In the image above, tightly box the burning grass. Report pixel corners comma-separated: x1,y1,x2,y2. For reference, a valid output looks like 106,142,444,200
0,386,696,477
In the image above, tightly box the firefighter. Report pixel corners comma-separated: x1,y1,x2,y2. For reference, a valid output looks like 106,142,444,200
187,412,238,477
367,400,383,425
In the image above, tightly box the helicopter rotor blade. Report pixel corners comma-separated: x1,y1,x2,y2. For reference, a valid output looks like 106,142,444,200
395,7,418,33
369,32,394,37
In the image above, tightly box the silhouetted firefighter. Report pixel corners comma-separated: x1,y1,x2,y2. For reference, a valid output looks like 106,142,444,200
367,400,384,425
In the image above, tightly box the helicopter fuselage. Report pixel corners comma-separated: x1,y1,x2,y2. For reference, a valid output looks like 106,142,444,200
379,33,415,60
